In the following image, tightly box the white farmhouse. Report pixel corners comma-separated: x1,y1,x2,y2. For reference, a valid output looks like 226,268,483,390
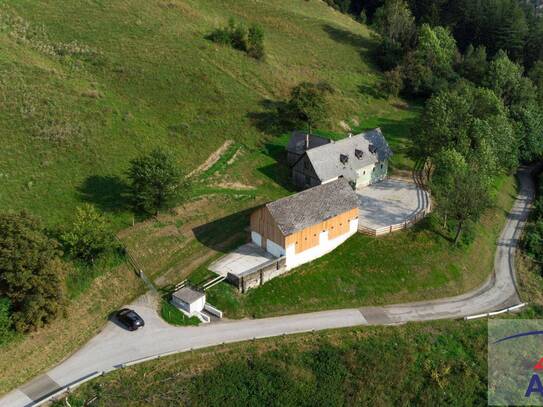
291,128,393,190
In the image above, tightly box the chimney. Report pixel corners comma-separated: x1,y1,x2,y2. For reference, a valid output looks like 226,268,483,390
348,132,353,138
305,133,309,150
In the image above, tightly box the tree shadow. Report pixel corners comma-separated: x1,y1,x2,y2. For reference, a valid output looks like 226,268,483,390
78,175,130,213
192,208,255,253
358,83,385,99
321,24,377,66
246,99,295,136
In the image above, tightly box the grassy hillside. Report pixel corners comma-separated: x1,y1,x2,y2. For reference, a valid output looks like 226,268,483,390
0,0,416,228
59,319,488,406
0,0,420,394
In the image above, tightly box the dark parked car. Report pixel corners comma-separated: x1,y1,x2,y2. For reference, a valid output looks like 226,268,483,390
116,308,145,331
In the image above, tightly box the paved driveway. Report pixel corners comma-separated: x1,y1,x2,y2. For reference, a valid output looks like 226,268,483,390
208,242,276,277
356,178,429,230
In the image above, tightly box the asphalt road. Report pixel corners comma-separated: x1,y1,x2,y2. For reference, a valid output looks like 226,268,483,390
0,166,535,407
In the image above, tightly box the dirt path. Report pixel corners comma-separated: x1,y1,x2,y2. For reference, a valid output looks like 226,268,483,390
186,140,233,178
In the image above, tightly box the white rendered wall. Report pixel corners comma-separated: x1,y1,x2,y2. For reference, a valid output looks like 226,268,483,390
190,296,206,313
285,218,358,270
251,231,262,247
266,238,285,258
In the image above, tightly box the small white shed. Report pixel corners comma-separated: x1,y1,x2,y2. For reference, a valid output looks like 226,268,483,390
171,286,206,316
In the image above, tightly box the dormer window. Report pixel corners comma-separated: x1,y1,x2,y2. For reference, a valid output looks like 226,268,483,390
355,149,363,159
340,154,349,164
368,144,377,154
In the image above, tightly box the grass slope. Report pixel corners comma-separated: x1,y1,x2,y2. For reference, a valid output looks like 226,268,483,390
0,0,418,395
61,319,488,406
0,0,414,229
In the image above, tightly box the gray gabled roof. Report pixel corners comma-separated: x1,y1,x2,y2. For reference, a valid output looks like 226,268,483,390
306,128,392,182
172,286,205,304
266,178,359,236
286,131,331,155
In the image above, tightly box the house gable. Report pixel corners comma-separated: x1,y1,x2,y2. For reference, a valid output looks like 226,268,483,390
292,153,321,189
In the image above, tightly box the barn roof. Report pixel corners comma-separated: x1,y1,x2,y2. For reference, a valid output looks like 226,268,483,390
306,128,392,182
286,131,331,155
265,178,359,236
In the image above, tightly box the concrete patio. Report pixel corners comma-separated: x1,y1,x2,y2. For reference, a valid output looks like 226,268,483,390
356,178,430,232
208,242,277,277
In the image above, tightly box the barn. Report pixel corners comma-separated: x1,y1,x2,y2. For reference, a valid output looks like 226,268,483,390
250,178,359,270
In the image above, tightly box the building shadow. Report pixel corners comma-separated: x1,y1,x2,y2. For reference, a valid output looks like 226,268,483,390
78,175,130,213
192,208,256,253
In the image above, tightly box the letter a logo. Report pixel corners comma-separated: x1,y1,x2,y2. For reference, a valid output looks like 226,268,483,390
535,358,543,371
526,374,543,397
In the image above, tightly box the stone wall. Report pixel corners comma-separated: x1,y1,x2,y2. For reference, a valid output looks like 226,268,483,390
227,257,287,293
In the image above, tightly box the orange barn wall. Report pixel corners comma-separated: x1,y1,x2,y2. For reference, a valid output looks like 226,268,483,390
285,208,358,254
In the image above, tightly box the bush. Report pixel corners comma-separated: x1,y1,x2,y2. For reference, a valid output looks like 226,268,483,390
60,204,119,263
0,298,16,346
524,220,543,262
247,24,265,60
207,27,231,45
381,68,404,97
228,19,248,51
208,19,265,59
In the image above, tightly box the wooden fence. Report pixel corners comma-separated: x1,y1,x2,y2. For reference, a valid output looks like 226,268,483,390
358,209,429,236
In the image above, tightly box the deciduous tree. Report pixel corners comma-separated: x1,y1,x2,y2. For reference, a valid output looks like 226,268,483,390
287,82,333,134
128,148,183,215
60,204,119,263
0,212,66,332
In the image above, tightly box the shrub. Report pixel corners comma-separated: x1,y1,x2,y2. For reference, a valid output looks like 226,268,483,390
207,27,231,45
60,204,119,263
524,220,543,262
228,19,248,51
0,298,15,346
381,68,404,97
208,19,265,59
247,24,265,60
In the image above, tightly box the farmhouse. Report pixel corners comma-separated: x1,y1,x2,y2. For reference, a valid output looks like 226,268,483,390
291,128,392,190
286,131,331,167
250,178,359,270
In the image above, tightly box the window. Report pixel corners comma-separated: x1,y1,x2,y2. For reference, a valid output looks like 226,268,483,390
363,170,366,175
381,163,383,169
372,166,375,172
